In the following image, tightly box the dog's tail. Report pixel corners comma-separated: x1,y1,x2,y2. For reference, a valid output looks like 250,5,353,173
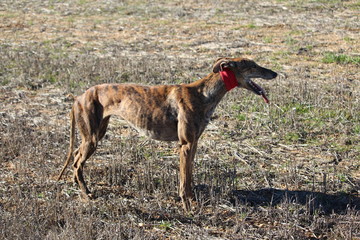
57,104,76,181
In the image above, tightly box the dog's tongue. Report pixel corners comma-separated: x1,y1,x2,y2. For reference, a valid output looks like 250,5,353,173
251,80,270,104
261,93,269,104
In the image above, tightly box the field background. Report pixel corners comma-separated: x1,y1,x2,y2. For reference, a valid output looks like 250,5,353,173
0,0,359,239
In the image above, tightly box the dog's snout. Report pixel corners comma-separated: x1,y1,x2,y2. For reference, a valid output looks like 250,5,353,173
259,66,278,80
265,68,277,79
272,71,277,79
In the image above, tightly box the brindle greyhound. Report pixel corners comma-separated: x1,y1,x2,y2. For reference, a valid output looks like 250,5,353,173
57,57,277,211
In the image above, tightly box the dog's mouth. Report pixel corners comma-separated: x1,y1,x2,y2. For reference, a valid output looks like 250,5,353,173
246,79,269,104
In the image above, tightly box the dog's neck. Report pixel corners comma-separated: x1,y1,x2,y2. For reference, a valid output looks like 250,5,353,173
191,72,230,105
191,73,233,125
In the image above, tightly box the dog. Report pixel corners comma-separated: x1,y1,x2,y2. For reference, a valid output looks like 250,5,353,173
57,57,277,211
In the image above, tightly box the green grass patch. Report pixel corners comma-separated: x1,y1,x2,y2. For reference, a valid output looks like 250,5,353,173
45,73,58,84
78,0,88,5
308,0,342,4
0,12,20,18
349,2,360,9
284,132,300,143
158,221,173,231
236,113,247,121
263,36,273,43
1,79,11,85
322,53,360,65
281,103,313,114
343,36,355,42
353,125,360,135
246,23,257,29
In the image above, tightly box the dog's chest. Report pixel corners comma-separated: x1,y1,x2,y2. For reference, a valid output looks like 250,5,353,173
205,105,216,123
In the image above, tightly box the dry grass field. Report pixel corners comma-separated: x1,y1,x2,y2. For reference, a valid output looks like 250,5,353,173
1,0,359,239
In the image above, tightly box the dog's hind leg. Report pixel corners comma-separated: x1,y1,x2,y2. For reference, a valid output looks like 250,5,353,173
71,102,103,199
73,138,97,199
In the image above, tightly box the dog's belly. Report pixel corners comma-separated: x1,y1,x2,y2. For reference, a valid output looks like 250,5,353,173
135,123,179,141
109,105,179,141
123,115,179,141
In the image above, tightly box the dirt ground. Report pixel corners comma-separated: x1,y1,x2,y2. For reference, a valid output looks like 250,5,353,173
1,0,359,239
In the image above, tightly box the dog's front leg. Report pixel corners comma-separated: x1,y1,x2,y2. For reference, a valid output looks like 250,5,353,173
179,141,198,211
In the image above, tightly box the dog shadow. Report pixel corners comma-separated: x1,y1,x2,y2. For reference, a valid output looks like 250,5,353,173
194,185,360,215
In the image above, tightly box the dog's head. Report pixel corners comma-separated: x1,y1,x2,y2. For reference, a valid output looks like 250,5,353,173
213,57,277,102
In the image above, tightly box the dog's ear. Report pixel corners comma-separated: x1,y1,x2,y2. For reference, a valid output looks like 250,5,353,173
212,58,234,73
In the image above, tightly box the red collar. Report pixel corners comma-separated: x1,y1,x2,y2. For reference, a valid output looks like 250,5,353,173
220,68,238,91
